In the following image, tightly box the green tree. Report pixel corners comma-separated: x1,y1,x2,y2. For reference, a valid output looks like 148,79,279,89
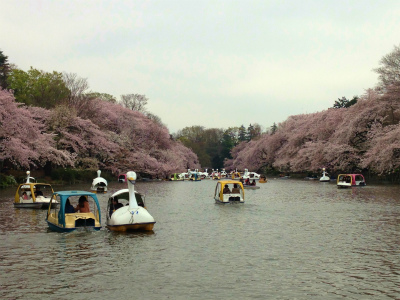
0,50,10,89
238,125,247,141
88,92,117,103
333,96,358,109
247,123,262,141
270,122,278,135
221,127,239,159
176,126,210,167
7,67,69,108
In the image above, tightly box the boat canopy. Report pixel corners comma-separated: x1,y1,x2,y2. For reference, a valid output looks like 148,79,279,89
337,174,366,186
92,177,107,187
51,190,101,228
215,180,244,197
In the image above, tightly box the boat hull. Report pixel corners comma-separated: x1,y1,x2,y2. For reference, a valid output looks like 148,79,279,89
215,199,244,204
107,206,155,231
107,222,155,231
243,186,260,189
47,221,101,232
14,203,43,209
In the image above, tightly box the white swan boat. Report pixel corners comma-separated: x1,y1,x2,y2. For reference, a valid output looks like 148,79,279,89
106,171,155,231
241,169,261,180
91,170,108,193
319,168,330,182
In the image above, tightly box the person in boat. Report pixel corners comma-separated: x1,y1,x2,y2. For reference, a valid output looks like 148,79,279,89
35,187,43,197
113,198,124,210
251,180,256,186
22,192,28,200
75,196,90,213
240,178,244,184
65,198,75,213
245,178,250,186
223,185,231,194
232,184,240,194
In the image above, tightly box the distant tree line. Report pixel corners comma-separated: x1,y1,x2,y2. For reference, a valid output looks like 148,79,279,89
173,123,262,170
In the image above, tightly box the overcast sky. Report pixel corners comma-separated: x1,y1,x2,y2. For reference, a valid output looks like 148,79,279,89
1,0,400,133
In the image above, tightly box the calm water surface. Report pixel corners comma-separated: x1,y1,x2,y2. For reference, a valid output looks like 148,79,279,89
0,179,399,300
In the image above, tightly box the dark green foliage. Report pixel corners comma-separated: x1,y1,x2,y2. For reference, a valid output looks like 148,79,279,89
51,168,112,184
7,67,69,108
0,50,10,89
0,174,17,188
270,122,278,135
333,96,358,109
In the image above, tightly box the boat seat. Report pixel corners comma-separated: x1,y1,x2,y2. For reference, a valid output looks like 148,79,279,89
75,218,95,227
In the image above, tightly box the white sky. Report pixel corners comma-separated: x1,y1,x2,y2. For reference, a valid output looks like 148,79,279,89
1,0,400,133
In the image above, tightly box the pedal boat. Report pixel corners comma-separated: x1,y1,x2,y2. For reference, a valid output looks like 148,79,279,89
118,174,127,183
14,171,57,209
337,174,366,188
91,170,108,193
46,191,102,232
259,175,268,183
106,171,155,232
319,168,330,182
214,180,245,204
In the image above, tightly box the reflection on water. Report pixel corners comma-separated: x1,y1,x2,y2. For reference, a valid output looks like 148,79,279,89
1,179,400,299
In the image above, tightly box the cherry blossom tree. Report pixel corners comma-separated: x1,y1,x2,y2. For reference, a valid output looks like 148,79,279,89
0,89,73,168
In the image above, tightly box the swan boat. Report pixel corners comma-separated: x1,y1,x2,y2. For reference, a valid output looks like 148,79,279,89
319,168,330,182
106,171,155,231
46,191,102,232
241,169,261,180
14,171,57,209
337,174,366,188
214,180,245,204
91,170,108,193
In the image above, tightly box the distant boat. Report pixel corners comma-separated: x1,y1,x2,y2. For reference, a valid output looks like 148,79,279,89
259,175,268,183
14,171,57,209
118,174,127,183
214,180,244,204
337,174,366,188
319,168,330,182
91,170,108,193
169,173,184,181
241,169,261,180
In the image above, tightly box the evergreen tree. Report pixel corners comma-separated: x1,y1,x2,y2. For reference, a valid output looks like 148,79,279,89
238,125,247,142
270,122,278,135
333,96,358,109
0,50,10,89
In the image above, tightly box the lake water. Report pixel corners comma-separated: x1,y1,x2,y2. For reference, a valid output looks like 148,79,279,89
0,178,399,300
